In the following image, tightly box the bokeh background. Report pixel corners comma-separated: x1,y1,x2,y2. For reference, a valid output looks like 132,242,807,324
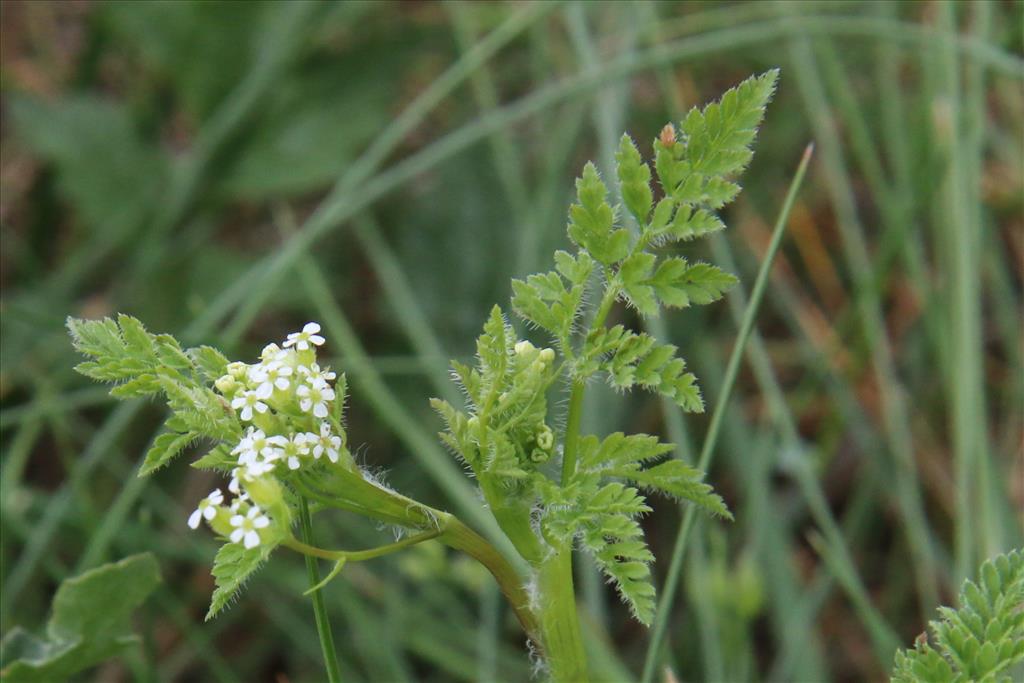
1,1,1022,681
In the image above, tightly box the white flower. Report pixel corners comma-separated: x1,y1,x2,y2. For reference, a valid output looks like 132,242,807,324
233,428,273,465
281,433,311,470
283,322,325,351
297,362,336,384
253,361,292,399
230,506,270,549
245,460,275,478
311,423,342,463
188,489,224,529
231,390,268,421
296,380,335,418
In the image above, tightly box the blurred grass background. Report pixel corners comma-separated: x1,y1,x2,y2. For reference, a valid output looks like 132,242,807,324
1,1,1021,681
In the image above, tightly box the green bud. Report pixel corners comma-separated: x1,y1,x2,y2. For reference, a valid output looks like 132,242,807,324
215,374,237,395
535,425,554,451
530,448,550,463
538,348,555,363
227,361,248,380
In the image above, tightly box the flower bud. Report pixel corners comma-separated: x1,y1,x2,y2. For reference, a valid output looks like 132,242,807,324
260,343,282,362
538,348,555,364
227,361,248,380
514,340,535,355
529,448,550,464
659,123,676,148
535,425,554,451
215,374,237,395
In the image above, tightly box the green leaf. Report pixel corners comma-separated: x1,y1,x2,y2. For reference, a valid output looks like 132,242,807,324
616,460,732,519
207,542,274,620
189,345,230,383
616,134,653,225
892,549,1024,682
649,258,738,309
567,162,631,265
191,444,235,471
679,69,778,178
140,430,197,477
1,554,160,682
619,252,658,317
578,327,704,411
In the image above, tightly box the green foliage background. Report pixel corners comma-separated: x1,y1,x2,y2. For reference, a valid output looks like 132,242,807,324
1,1,1021,681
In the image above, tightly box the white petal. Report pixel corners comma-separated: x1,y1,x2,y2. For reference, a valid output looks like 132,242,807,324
255,383,273,399
254,401,268,414
322,388,336,401
240,406,253,421
188,509,202,529
253,516,270,529
312,444,324,458
231,396,246,409
210,489,224,504
297,340,309,351
314,403,328,418
203,506,218,520
230,529,245,543
303,322,321,334
275,377,289,390
230,515,245,526
288,456,300,470
244,531,260,549
327,448,339,463
267,435,288,446
279,366,293,377
300,398,312,412
296,385,310,397
309,335,325,346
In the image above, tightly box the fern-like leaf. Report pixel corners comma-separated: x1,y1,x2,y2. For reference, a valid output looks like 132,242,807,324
892,549,1024,682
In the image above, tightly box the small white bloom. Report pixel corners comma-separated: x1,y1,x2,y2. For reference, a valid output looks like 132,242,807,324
296,380,335,418
311,423,342,463
281,432,311,470
231,390,268,421
253,361,292,399
297,362,336,383
188,489,224,529
283,322,325,351
229,506,270,549
245,460,275,478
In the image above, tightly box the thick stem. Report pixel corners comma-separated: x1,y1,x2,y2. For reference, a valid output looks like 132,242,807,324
440,516,543,648
536,547,588,682
298,497,343,683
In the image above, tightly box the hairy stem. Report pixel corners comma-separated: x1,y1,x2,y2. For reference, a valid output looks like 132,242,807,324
298,497,343,683
440,516,544,648
536,548,588,682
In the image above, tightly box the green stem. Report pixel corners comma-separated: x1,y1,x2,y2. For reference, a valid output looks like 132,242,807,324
285,528,442,562
562,282,619,484
536,548,588,682
440,517,544,648
298,497,343,683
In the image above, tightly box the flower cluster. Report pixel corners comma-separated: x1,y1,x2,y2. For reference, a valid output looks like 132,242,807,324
187,322,348,549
